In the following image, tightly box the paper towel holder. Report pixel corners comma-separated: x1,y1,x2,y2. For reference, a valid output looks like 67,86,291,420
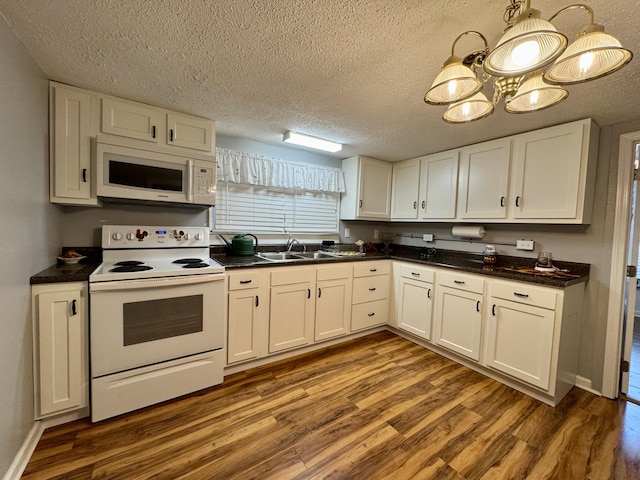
451,225,487,239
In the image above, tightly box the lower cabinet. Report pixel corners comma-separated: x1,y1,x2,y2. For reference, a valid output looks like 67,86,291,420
32,282,88,418
433,272,485,362
227,270,267,364
397,264,435,340
315,264,353,341
351,261,390,331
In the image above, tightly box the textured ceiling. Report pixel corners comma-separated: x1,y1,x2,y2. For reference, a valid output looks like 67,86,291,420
0,0,638,161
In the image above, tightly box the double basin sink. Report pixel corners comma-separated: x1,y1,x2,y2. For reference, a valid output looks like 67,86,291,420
255,251,341,262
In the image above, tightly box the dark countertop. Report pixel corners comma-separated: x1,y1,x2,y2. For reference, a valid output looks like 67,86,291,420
30,246,589,288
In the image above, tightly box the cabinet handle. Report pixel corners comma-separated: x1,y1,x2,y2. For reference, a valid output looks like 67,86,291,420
255,295,259,307
318,288,322,298
500,196,505,207
152,125,156,138
170,129,174,142
307,288,311,299
368,312,375,317
515,196,521,207
513,292,529,298
411,272,420,277
476,300,481,312
427,288,431,299
454,280,465,285
71,299,77,316
492,304,496,316
81,168,87,183
359,200,363,208
422,200,426,209
370,268,377,272
239,280,252,284
369,287,376,291
413,201,417,209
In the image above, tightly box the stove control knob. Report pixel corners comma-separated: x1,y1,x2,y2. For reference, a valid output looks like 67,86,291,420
126,232,136,241
112,232,123,241
184,233,192,240
195,233,203,240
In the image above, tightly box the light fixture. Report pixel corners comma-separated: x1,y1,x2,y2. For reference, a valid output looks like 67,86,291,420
283,131,342,153
424,1,633,124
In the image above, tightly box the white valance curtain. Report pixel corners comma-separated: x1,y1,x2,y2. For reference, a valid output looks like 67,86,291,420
216,148,346,193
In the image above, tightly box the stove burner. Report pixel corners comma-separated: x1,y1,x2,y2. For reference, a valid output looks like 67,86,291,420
109,265,154,273
173,258,203,264
182,262,210,269
114,260,145,266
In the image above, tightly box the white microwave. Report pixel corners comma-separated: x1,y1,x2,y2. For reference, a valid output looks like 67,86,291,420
95,137,216,207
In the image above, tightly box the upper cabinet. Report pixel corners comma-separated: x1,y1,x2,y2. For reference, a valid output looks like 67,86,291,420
340,155,392,220
390,158,420,220
418,150,459,220
49,81,216,206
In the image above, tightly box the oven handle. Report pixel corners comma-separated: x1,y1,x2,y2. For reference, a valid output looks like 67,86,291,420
90,273,225,292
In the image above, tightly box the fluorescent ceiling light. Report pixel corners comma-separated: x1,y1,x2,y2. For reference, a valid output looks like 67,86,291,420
283,131,342,153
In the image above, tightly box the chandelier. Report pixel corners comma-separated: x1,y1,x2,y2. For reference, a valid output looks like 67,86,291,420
424,0,633,123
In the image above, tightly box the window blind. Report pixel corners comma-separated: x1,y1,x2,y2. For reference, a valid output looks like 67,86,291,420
214,183,340,234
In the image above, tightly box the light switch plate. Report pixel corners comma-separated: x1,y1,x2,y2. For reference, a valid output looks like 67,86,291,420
423,234,434,242
516,239,535,250
344,228,350,238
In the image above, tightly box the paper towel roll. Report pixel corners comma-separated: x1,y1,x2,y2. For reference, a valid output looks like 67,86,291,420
452,225,486,238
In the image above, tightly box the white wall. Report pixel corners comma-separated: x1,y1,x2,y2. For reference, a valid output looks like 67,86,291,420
0,16,61,476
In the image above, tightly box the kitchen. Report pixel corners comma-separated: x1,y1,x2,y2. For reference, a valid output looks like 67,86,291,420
2,0,640,478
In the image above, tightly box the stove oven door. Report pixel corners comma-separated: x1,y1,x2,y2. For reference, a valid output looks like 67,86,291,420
89,273,225,378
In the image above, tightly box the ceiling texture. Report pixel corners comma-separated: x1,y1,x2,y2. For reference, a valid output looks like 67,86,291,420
0,0,638,161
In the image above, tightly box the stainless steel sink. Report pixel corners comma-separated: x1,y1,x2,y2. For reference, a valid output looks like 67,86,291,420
256,252,304,261
294,251,340,259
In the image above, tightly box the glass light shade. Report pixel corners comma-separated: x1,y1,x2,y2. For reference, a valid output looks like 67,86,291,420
505,74,568,113
543,29,633,85
443,92,494,123
484,10,568,76
425,61,482,105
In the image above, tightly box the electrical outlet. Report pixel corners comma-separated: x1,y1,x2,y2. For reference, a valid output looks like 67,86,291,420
423,233,434,242
516,239,535,251
373,229,379,240
344,228,350,238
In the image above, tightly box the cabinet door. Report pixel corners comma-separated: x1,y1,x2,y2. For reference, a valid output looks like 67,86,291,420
315,279,351,341
511,121,584,220
358,157,392,219
419,151,459,220
37,290,83,416
166,113,214,152
101,97,162,143
391,159,420,219
485,299,555,390
228,289,261,364
269,283,314,353
51,85,92,201
351,299,389,331
434,286,483,361
458,138,511,219
398,279,433,340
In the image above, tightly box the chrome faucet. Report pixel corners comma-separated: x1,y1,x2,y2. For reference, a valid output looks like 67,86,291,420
286,235,306,253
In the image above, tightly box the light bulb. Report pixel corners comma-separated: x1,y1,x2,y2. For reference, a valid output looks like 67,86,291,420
529,89,540,106
512,40,541,68
579,51,594,74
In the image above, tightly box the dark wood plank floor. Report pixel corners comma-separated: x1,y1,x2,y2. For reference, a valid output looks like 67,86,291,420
22,331,640,479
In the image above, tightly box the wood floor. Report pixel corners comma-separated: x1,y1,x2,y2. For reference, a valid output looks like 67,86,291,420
23,331,640,480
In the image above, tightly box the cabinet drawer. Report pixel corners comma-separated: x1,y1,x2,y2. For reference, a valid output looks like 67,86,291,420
316,264,352,282
228,271,262,291
400,265,435,283
353,276,390,303
437,271,484,294
271,267,313,286
491,281,557,310
352,299,389,331
353,261,390,277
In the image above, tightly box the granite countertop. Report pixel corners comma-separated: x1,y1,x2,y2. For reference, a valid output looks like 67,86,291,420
30,245,590,288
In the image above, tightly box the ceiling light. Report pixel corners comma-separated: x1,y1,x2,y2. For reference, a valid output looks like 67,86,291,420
424,1,632,124
283,131,342,153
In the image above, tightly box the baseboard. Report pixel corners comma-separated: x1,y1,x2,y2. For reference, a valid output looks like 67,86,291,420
575,375,601,396
2,421,43,480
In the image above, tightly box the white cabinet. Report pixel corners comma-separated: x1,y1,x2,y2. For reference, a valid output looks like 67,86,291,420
391,159,420,219
510,118,598,223
49,83,98,206
457,138,511,220
351,261,390,331
397,264,435,340
315,264,353,341
32,282,88,418
166,112,214,152
269,267,315,353
340,156,392,220
434,272,485,361
419,150,459,220
227,270,267,364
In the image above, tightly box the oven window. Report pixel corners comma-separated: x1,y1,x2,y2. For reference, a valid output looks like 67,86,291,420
123,295,203,346
109,160,183,192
